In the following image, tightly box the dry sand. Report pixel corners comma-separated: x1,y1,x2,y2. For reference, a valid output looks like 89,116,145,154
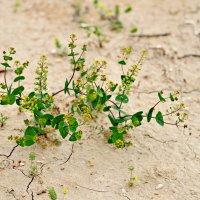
0,0,200,199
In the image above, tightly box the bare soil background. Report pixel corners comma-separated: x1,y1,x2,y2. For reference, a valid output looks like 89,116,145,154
0,0,200,199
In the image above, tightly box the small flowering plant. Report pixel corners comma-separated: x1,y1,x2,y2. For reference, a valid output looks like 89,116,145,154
0,34,188,148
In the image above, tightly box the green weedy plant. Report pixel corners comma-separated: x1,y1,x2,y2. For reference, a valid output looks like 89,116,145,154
53,36,68,57
13,0,21,13
0,35,188,148
28,152,39,176
48,187,57,200
93,1,134,32
128,165,138,187
80,23,107,48
0,113,8,127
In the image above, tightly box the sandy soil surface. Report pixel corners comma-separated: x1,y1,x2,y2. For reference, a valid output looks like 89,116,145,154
0,0,200,199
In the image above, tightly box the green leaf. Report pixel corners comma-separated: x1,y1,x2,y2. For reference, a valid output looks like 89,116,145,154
69,131,82,141
103,106,111,112
91,96,99,108
76,58,85,63
42,114,54,125
111,105,127,115
147,107,154,122
20,135,36,147
156,111,164,126
12,86,24,96
3,56,12,61
86,74,98,82
68,52,79,57
14,67,23,75
59,121,69,139
0,93,16,105
110,83,118,92
25,126,37,137
158,92,166,102
170,93,174,101
87,89,97,102
108,114,118,126
1,62,10,68
130,27,138,33
14,76,25,82
132,115,141,127
125,5,132,13
81,70,88,77
97,86,103,97
115,94,129,103
118,60,126,65
52,114,65,128
133,111,143,121
67,116,78,132
28,92,35,98
64,78,70,95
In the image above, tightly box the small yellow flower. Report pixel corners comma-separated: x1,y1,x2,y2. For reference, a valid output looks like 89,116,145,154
63,189,69,195
70,34,76,39
98,3,105,9
106,10,112,17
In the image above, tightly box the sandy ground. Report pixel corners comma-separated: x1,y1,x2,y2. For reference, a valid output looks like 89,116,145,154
0,0,200,199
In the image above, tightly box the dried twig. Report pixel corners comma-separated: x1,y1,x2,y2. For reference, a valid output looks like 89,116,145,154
59,143,74,165
131,33,171,38
178,54,200,59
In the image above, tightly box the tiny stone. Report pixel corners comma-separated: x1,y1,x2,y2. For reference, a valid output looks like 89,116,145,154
122,188,126,193
155,184,164,190
19,162,25,166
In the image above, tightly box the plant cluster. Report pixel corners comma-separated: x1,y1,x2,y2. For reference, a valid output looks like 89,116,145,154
72,1,137,48
0,35,188,148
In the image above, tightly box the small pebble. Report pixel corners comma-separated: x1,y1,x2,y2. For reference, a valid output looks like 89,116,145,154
122,188,126,193
155,184,164,190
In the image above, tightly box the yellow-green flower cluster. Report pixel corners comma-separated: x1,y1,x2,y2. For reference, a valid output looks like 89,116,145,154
34,55,48,97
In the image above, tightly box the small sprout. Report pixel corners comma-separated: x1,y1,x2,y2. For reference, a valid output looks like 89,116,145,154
48,187,57,200
13,0,21,13
128,165,138,187
53,36,68,57
0,113,8,127
29,152,36,161
130,26,138,34
125,5,132,13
